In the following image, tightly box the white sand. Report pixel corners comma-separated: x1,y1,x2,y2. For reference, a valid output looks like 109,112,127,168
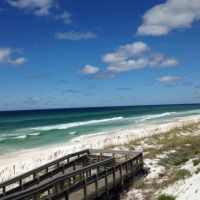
0,115,200,184
161,159,200,200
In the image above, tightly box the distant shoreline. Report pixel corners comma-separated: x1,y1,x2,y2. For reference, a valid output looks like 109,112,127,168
1,103,200,113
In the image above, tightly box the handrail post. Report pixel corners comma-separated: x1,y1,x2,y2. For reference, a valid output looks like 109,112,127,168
131,159,134,180
120,164,124,191
125,162,128,179
64,190,69,200
105,169,108,198
83,179,87,200
95,174,99,197
19,179,23,189
136,156,139,173
113,166,116,186
3,186,6,197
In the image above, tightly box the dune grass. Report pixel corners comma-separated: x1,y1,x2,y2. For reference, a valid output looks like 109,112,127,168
120,122,200,200
157,194,176,200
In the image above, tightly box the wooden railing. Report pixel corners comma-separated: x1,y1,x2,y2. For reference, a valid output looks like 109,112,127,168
0,149,144,200
51,151,143,200
1,157,115,200
0,149,89,197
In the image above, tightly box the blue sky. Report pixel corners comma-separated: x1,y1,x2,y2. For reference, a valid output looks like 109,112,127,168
0,0,200,111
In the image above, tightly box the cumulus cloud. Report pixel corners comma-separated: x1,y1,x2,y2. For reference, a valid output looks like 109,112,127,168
55,31,97,41
7,0,72,25
107,58,148,72
81,41,179,75
7,0,55,16
82,65,100,74
102,41,179,73
0,48,27,65
102,42,149,64
155,76,181,83
137,0,200,36
160,58,179,67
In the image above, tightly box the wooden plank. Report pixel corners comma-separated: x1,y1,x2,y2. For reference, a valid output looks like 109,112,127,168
1,150,143,200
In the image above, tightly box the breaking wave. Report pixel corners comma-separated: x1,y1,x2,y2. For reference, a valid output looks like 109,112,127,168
32,117,124,131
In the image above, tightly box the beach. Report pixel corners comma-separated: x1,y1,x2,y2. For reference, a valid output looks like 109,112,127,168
1,114,200,184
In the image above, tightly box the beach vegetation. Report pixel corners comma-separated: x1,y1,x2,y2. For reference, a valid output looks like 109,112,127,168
192,158,200,166
158,155,188,166
175,169,191,179
195,167,200,174
119,122,200,200
157,194,176,200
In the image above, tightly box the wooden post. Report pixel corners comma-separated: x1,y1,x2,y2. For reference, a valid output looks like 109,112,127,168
73,161,76,170
136,157,139,173
105,169,108,198
68,178,71,187
73,175,76,184
95,174,99,197
19,179,23,189
64,190,69,200
3,186,5,197
48,189,50,196
119,164,124,191
113,167,116,186
83,179,87,199
131,160,134,179
125,162,128,178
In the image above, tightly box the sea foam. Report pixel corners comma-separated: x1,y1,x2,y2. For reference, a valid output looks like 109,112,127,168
32,116,124,131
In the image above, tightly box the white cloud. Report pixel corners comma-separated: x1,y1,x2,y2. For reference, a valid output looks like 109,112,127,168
82,41,179,75
82,65,99,74
55,31,97,40
137,0,200,36
102,41,149,64
107,58,148,72
7,0,55,16
155,75,181,82
160,58,179,67
55,11,71,24
102,41,179,73
118,41,149,56
0,48,27,65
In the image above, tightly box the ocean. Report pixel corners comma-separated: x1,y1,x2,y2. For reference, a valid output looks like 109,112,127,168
0,104,200,156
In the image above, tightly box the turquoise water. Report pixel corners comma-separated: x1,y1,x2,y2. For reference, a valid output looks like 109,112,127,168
0,104,200,155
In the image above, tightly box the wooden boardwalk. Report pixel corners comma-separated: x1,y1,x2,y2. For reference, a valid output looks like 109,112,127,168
0,149,144,200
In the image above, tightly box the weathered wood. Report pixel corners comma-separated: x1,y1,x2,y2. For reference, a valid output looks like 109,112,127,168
0,149,144,200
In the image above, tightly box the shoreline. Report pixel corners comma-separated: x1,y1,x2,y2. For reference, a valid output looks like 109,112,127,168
1,114,200,183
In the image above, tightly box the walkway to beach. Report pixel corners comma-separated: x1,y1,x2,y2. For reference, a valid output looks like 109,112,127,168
0,149,145,200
